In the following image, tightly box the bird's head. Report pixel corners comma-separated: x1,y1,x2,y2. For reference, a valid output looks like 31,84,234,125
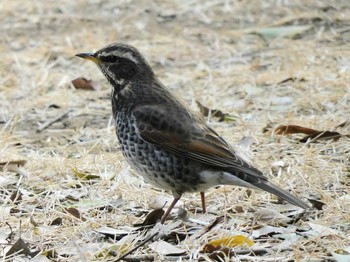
76,43,154,89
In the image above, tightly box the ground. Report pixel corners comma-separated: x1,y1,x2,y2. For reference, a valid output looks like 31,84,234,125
1,0,350,261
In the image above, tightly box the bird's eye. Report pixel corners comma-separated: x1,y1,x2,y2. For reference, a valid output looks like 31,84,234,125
100,55,119,63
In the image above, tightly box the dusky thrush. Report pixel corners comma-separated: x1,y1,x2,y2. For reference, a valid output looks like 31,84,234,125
76,43,310,223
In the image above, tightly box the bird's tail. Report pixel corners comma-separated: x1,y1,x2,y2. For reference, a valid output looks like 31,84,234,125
254,180,310,209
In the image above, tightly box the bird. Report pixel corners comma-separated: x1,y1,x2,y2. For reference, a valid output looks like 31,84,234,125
76,43,310,223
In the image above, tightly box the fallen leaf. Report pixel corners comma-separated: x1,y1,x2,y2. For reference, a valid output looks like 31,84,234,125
247,25,312,38
96,243,131,258
10,190,22,203
188,216,225,241
5,238,32,258
202,244,232,261
278,77,306,84
0,160,29,177
30,215,39,227
254,208,292,225
338,194,350,202
275,125,342,142
148,195,180,209
308,199,326,210
270,96,294,105
234,205,244,213
238,136,256,153
336,120,350,129
65,207,86,221
149,240,186,256
48,104,60,109
244,84,264,96
49,217,63,226
177,207,188,221
71,77,100,90
97,226,130,240
196,101,236,122
133,208,164,226
308,222,343,237
299,131,342,143
72,167,100,180
275,233,302,249
275,125,320,135
331,246,350,262
72,199,111,210
208,235,254,248
252,225,293,238
256,70,292,85
42,249,57,259
0,160,27,170
0,205,12,222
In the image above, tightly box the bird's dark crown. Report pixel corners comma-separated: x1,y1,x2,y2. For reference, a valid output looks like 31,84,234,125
95,43,145,66
93,43,154,84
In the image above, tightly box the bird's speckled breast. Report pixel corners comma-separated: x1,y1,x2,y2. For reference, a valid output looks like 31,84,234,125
115,111,202,195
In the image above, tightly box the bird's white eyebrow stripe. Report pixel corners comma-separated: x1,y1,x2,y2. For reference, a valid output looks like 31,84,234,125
98,51,139,65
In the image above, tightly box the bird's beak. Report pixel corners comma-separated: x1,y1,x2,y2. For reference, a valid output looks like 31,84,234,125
75,52,100,64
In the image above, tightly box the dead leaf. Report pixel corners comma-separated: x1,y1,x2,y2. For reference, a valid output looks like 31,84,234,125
252,225,290,238
49,217,63,226
331,247,350,262
133,208,164,226
274,232,302,249
97,226,130,240
191,216,224,239
0,160,27,171
208,235,254,248
262,122,275,133
308,199,326,210
96,243,131,258
30,215,39,227
177,207,188,221
238,136,256,153
10,190,22,203
0,160,29,177
254,208,292,225
275,125,320,135
196,101,236,122
308,222,343,237
202,244,232,261
336,120,350,129
278,77,306,84
246,25,312,38
42,249,57,259
72,199,114,210
149,240,186,256
256,70,292,85
72,167,100,180
5,238,32,258
148,195,180,209
37,109,72,132
275,125,342,142
71,77,100,90
205,216,224,230
65,207,86,221
299,131,342,143
234,205,244,213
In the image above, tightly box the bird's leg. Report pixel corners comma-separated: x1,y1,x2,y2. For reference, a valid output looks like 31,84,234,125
200,192,206,213
161,196,180,224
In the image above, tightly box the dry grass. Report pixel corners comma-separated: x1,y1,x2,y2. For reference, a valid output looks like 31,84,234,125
1,0,350,261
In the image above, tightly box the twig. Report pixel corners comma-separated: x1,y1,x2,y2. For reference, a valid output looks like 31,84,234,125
36,109,73,132
117,255,154,262
114,231,158,262
121,255,190,261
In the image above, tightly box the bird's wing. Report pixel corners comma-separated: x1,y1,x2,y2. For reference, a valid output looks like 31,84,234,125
132,104,267,180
